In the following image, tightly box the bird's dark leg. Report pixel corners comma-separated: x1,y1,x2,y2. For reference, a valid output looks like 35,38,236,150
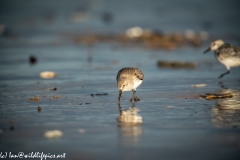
118,101,123,115
130,90,134,102
130,89,140,102
118,90,122,103
218,70,230,79
131,101,136,108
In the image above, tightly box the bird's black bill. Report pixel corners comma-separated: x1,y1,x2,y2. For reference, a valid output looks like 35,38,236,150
203,47,211,54
118,90,122,102
119,90,122,97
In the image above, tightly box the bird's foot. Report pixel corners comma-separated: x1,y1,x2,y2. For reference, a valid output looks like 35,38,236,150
218,74,224,79
130,96,140,102
134,96,140,102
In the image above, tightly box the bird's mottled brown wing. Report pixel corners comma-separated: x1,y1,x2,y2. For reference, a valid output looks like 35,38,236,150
116,68,128,80
218,43,240,58
232,45,240,57
116,68,144,80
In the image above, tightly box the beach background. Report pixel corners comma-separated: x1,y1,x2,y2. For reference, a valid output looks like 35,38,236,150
0,0,240,159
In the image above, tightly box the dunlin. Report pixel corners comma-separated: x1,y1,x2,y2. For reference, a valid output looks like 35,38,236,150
116,68,144,102
204,39,240,78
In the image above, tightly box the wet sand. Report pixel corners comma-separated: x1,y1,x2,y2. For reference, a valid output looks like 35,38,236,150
1,43,240,160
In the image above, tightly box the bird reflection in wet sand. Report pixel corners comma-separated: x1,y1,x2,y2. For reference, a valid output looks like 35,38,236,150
116,68,144,103
204,39,240,78
211,89,240,128
117,102,143,137
218,81,228,89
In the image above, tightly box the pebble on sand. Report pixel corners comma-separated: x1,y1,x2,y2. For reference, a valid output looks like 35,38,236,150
126,26,143,38
37,106,42,112
44,130,63,138
40,71,57,79
191,84,207,88
49,87,57,91
29,55,37,64
54,95,60,99
78,129,86,133
28,96,40,101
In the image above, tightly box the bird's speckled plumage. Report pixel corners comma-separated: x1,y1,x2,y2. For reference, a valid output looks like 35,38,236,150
215,43,240,61
204,39,240,78
117,67,144,102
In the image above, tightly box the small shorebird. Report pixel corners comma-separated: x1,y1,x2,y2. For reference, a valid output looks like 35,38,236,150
204,39,240,78
117,68,144,102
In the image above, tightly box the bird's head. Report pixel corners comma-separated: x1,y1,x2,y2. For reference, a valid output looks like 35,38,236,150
204,39,224,53
117,78,129,91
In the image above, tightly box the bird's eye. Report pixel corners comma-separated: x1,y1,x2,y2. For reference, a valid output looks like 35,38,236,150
123,85,125,87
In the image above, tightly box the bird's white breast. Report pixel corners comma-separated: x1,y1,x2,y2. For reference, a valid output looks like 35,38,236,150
216,56,240,68
133,80,142,90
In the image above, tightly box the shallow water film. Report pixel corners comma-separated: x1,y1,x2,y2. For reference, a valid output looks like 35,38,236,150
0,0,240,160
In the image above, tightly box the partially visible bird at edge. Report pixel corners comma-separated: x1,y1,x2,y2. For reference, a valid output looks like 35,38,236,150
204,39,240,78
